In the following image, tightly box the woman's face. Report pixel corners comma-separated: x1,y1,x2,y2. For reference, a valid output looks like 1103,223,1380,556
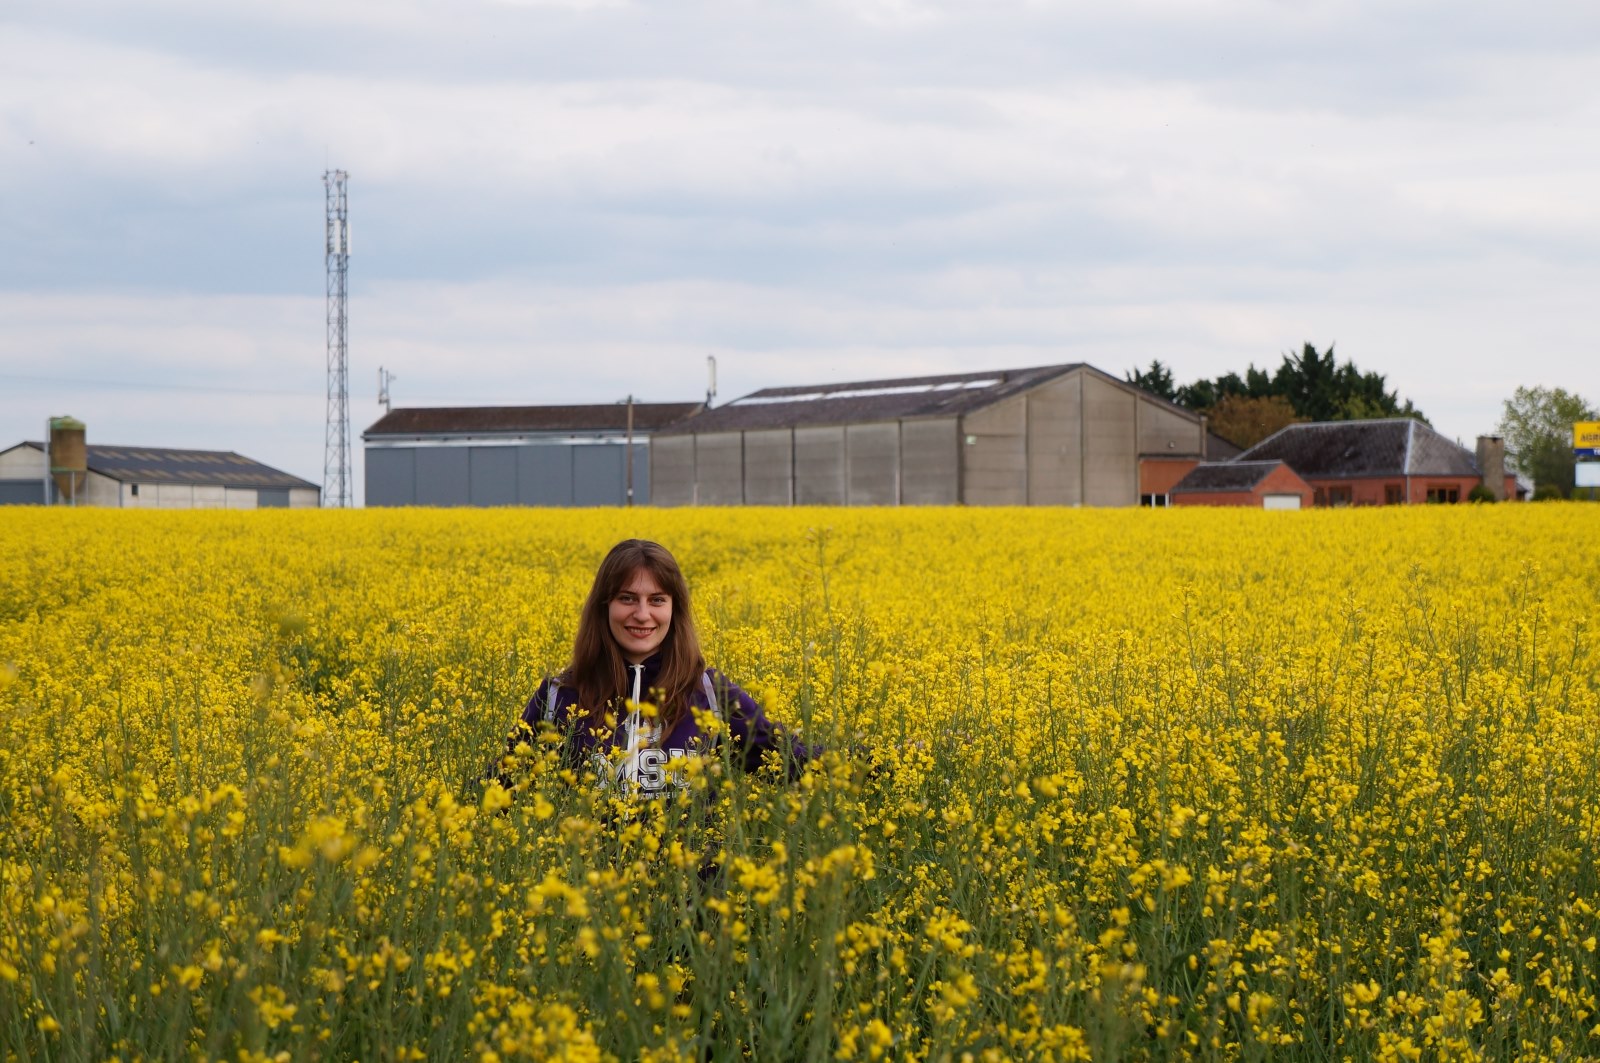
608,567,673,664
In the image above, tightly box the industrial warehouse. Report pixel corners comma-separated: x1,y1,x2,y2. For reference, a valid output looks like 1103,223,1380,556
648,363,1233,507
358,363,1233,508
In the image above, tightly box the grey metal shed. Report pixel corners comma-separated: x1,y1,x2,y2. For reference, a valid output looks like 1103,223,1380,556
651,363,1210,507
363,402,703,507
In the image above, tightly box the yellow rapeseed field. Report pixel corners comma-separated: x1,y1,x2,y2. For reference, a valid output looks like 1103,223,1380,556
2,505,1599,1061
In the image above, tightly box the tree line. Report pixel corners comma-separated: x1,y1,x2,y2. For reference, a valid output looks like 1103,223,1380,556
1126,343,1426,450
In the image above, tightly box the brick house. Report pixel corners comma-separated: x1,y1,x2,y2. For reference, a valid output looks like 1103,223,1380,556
1170,460,1316,509
1232,419,1515,506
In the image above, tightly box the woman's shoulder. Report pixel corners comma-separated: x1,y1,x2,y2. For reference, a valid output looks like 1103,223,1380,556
696,667,770,718
698,666,747,698
523,673,576,723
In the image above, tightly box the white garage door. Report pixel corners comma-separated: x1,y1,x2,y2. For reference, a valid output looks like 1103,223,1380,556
1262,494,1302,510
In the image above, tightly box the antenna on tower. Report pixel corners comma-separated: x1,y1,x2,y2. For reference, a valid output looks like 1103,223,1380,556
378,366,396,413
323,169,352,507
706,355,718,408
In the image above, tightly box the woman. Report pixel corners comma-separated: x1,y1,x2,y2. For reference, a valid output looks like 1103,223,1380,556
503,538,814,798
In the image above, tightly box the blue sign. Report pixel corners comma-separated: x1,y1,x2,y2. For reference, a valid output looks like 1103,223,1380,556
1577,448,1600,459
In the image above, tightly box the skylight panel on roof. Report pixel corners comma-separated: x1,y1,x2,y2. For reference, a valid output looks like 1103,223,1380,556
731,378,1002,406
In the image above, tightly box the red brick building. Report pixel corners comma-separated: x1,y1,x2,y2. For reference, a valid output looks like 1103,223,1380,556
1138,433,1243,506
1232,419,1514,506
1170,460,1316,509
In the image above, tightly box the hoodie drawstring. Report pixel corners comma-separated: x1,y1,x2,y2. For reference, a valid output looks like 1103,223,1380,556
624,663,644,761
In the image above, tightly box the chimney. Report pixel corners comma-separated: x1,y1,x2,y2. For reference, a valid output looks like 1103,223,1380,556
1476,435,1506,501
48,416,87,504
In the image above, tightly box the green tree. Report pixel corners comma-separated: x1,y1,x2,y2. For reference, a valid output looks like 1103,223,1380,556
1126,360,1178,402
1171,344,1427,424
1497,386,1599,498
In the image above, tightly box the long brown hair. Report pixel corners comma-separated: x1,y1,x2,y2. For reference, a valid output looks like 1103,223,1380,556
563,539,705,727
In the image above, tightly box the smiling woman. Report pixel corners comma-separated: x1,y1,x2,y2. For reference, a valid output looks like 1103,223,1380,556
502,538,815,799
608,567,672,663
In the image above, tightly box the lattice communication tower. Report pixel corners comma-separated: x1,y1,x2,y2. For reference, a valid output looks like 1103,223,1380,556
323,169,352,507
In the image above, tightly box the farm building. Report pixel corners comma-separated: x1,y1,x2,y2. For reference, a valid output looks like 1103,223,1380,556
1170,460,1315,509
1231,420,1521,506
0,419,320,508
363,402,702,507
650,363,1232,507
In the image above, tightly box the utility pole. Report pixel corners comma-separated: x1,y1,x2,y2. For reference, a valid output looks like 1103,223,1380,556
323,169,352,508
624,394,635,507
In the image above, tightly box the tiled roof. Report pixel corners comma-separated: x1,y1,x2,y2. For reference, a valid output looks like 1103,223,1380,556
364,403,703,437
660,364,1112,434
1172,460,1286,493
1236,419,1479,478
20,442,318,489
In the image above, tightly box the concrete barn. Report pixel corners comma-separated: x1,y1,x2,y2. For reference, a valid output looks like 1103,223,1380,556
363,403,702,507
650,363,1226,507
0,438,319,508
1170,460,1315,509
1234,420,1519,506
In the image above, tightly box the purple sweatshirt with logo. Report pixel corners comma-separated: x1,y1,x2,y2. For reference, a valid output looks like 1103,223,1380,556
512,652,816,797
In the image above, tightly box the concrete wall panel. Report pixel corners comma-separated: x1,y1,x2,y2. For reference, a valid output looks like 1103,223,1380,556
794,426,846,505
0,447,43,478
82,472,121,508
847,422,899,505
900,418,958,504
743,429,793,505
417,448,471,507
469,446,519,507
649,436,696,507
366,448,416,507
1026,373,1083,505
1137,397,1204,456
1082,374,1137,507
960,394,1027,505
289,488,320,509
230,488,264,509
695,433,744,506
154,483,191,509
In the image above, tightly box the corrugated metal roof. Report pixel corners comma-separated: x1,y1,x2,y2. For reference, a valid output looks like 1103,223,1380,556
656,364,1095,434
364,403,704,438
19,442,318,489
1235,419,1479,478
1172,460,1286,493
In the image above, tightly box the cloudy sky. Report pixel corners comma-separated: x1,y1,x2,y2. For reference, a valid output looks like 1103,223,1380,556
3,0,1597,501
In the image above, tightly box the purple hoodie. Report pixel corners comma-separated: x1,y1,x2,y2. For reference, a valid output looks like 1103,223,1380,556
513,652,816,798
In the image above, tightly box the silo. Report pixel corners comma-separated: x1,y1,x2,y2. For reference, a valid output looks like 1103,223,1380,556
1476,436,1506,501
49,416,87,504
